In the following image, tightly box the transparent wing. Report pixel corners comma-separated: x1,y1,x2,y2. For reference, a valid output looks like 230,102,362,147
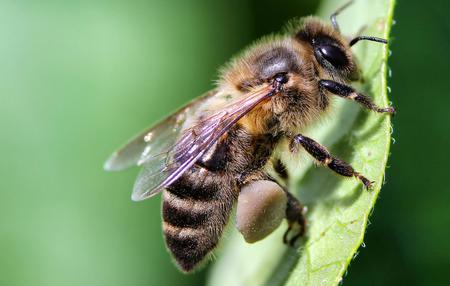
103,91,215,172
133,83,277,201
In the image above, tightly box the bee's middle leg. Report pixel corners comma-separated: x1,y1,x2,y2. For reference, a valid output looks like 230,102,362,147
289,134,374,189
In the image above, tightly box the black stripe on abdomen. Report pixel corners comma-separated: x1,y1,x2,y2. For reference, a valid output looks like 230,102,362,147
162,174,237,272
162,193,208,228
166,169,220,201
162,190,217,272
163,224,214,272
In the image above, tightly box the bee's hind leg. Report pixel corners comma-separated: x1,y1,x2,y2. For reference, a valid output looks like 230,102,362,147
239,170,307,246
283,191,307,246
269,160,307,246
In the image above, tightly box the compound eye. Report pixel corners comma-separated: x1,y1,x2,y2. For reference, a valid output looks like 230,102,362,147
317,44,348,68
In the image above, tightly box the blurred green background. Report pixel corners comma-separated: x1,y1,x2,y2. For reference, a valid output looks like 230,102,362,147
0,0,448,285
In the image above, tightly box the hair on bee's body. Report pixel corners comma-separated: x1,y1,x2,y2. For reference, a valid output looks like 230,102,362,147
161,17,386,271
162,122,281,271
105,1,394,273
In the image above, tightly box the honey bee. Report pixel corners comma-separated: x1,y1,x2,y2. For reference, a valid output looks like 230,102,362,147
104,1,395,272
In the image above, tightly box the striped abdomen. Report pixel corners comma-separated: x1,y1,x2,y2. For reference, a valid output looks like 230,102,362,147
162,168,238,272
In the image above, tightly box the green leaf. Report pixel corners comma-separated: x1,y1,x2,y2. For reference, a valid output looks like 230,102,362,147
207,0,395,285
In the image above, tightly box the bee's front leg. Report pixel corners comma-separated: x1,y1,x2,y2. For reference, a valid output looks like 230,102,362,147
319,79,395,114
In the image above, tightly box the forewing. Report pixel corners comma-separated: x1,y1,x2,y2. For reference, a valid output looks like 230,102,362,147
133,84,276,201
103,91,214,171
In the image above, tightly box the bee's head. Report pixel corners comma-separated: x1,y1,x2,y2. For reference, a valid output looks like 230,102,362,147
295,18,358,81
294,17,387,82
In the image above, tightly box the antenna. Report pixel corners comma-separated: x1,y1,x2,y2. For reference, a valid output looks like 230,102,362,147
349,36,388,46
